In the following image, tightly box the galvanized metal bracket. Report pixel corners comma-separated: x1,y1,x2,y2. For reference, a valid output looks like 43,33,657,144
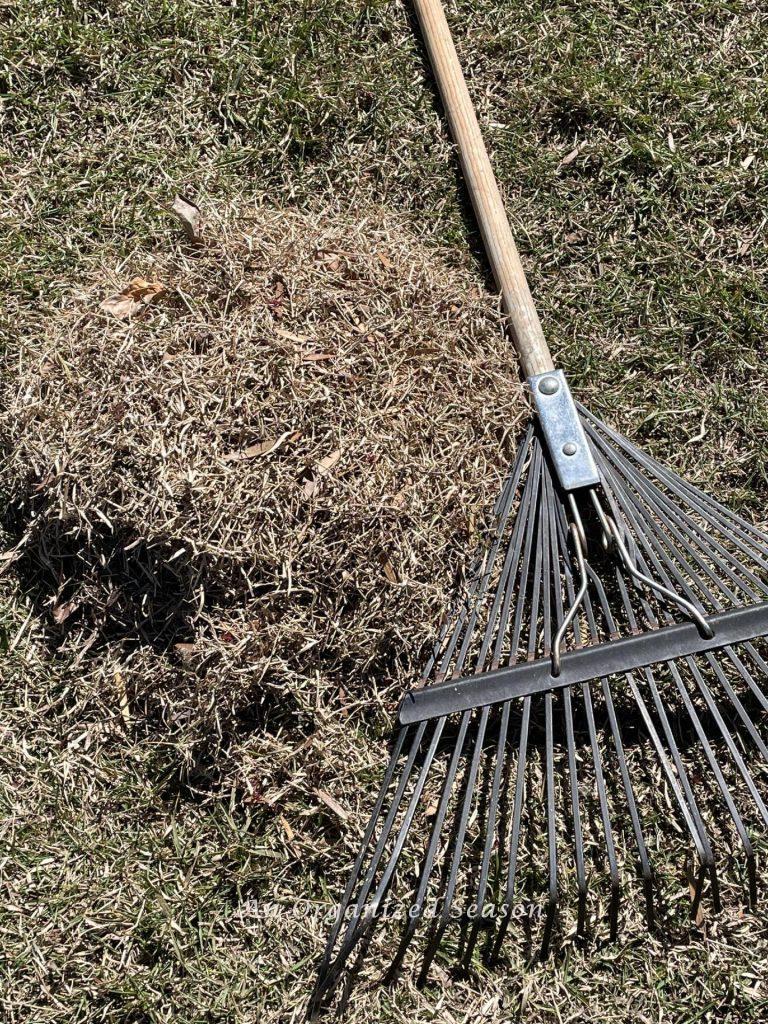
528,370,600,491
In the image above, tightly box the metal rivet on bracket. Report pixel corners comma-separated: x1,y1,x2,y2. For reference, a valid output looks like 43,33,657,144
538,376,560,396
562,442,577,456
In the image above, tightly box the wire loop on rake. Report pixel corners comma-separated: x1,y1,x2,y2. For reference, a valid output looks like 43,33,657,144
311,410,768,1014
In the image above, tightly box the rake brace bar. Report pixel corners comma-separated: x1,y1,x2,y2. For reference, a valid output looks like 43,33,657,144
399,601,768,724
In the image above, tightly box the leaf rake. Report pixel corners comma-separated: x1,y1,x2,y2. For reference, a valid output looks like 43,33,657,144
311,0,768,1010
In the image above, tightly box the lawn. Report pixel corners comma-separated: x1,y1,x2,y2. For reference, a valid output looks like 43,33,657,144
2,0,768,1021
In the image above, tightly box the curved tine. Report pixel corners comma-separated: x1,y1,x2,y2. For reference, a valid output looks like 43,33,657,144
588,425,768,604
446,426,535,679
552,518,589,676
592,485,714,638
594,556,715,871
384,711,473,981
314,723,412,987
579,406,768,565
594,453,736,612
427,426,534,682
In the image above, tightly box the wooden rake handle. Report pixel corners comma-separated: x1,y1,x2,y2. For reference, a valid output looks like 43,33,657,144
412,0,554,377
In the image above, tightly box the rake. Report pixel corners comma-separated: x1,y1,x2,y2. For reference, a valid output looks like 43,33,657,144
311,0,768,1009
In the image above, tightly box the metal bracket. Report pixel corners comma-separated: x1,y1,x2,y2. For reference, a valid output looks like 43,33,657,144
528,370,599,491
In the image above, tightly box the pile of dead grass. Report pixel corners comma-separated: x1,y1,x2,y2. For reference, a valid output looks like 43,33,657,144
0,203,525,750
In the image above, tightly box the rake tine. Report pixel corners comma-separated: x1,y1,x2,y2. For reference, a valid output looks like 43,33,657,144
384,711,473,981
588,424,767,604
581,407,768,567
419,704,491,979
547,477,588,937
583,565,655,922
551,492,620,938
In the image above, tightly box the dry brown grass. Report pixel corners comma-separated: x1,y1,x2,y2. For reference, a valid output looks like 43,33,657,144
1,202,524,765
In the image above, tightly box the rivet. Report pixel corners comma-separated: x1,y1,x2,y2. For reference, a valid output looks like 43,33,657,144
538,376,560,396
562,442,578,456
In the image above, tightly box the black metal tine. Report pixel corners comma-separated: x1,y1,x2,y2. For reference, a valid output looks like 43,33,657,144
384,711,474,980
447,427,535,679
331,718,447,977
701,651,768,763
454,450,548,966
551,490,617,937
537,462,559,957
546,472,587,936
590,428,766,606
478,443,542,673
461,456,543,964
669,657,754,876
419,704,491,979
580,406,768,566
741,641,768,690
581,566,654,907
426,427,534,683
314,724,412,992
721,646,768,715
686,654,768,828
492,442,544,669
329,720,433,960
489,451,547,961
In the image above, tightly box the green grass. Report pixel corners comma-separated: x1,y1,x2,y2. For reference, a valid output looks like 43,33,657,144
3,0,768,1021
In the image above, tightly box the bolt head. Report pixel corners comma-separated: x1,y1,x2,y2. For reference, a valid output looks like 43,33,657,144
562,442,578,456
538,376,560,396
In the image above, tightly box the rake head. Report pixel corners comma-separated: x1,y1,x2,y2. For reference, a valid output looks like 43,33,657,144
311,396,768,1013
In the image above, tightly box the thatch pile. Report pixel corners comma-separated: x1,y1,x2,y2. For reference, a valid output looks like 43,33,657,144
1,204,525,752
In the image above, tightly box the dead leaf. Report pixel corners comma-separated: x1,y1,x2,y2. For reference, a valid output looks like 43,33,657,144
301,449,342,498
379,550,399,583
174,642,196,662
275,327,312,344
376,251,392,268
559,144,582,167
170,195,203,242
301,352,335,363
313,788,348,821
223,430,300,462
52,600,78,625
266,277,288,319
741,153,755,170
100,278,165,320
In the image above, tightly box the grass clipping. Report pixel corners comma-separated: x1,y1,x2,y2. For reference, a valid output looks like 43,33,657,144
1,205,524,736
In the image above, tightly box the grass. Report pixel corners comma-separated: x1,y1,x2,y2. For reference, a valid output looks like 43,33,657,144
2,0,768,1021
